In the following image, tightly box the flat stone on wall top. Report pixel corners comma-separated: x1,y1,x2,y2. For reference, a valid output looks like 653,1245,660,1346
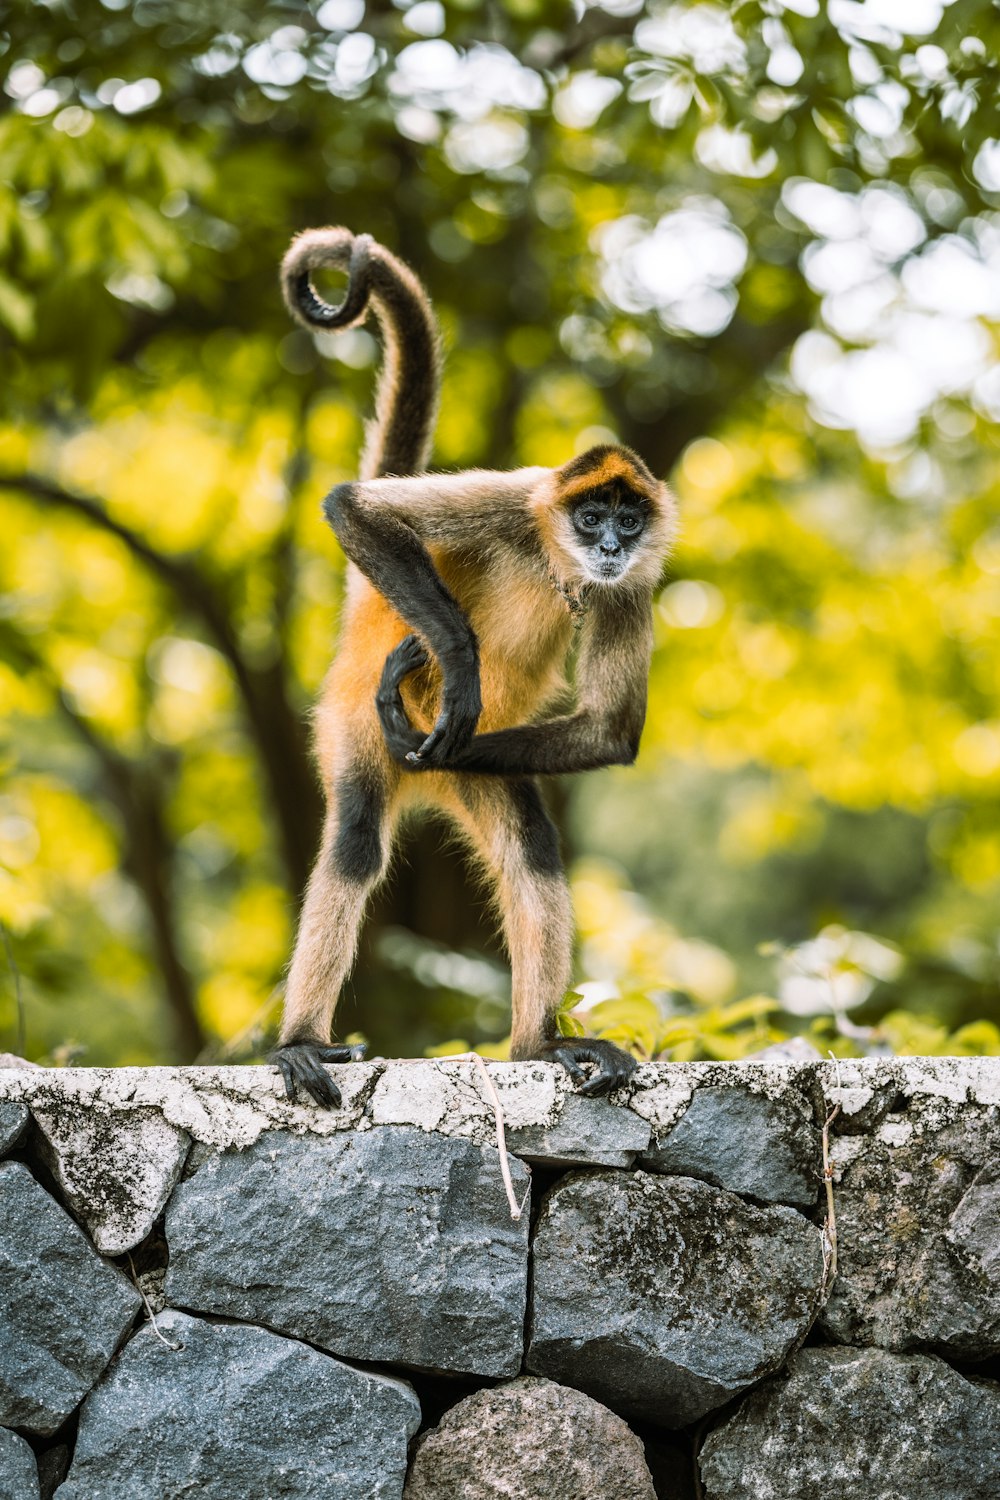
5,1054,1000,1158
164,1126,530,1378
507,1092,651,1168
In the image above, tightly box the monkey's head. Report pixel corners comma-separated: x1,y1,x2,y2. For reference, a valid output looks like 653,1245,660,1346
535,444,676,589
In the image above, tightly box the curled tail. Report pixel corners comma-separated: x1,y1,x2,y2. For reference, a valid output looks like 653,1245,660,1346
281,227,441,480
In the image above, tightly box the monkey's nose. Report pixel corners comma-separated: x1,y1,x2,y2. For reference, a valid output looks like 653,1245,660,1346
599,541,621,556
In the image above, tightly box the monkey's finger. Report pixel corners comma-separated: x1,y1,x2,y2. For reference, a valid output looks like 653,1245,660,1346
577,1067,615,1097
276,1056,298,1103
397,634,428,667
315,1042,367,1063
412,723,447,762
270,1044,343,1108
298,1058,343,1109
547,1045,591,1087
385,635,428,680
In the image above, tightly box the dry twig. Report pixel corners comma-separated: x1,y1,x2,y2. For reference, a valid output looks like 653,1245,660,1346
465,1052,532,1222
126,1252,183,1352
820,1101,841,1298
384,1054,531,1221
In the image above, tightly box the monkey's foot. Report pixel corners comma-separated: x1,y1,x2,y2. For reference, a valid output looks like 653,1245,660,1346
269,1040,367,1109
536,1037,638,1097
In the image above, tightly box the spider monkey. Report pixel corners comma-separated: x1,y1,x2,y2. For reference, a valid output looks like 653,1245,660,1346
271,227,677,1108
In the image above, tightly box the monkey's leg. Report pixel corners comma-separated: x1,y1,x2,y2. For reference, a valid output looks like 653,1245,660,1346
456,778,637,1096
272,763,393,1108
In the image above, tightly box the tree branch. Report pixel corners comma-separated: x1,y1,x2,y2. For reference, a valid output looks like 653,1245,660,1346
0,472,321,893
1,625,206,1061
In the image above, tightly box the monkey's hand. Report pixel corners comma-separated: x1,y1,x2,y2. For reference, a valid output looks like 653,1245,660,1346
377,634,482,769
377,635,430,763
269,1040,367,1109
535,1036,639,1097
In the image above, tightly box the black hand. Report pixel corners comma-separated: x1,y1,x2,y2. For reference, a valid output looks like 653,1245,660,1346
377,635,430,764
376,634,482,770
408,644,482,768
537,1037,639,1097
269,1041,366,1109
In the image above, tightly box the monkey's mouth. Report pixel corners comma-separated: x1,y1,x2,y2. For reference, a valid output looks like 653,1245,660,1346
590,558,627,582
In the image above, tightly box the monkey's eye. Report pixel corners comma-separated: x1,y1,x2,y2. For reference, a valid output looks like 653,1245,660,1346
619,515,640,532
581,512,600,527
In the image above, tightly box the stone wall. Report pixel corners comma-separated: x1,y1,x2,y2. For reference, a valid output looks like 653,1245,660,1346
2,1056,1000,1498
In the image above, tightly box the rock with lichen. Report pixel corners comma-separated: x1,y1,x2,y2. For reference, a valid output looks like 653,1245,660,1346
0,1163,141,1436
821,1092,1000,1356
699,1345,1000,1500
56,1310,420,1500
404,1376,656,1500
527,1170,824,1426
32,1098,190,1256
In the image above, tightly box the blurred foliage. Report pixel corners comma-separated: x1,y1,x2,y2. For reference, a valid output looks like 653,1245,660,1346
0,0,998,1065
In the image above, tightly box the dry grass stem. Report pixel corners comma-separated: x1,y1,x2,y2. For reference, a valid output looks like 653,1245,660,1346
820,1101,841,1299
126,1251,183,1352
382,1054,531,1221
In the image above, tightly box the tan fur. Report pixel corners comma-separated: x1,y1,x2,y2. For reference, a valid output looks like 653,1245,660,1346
445,781,573,1058
281,774,397,1040
283,450,674,1054
278,232,675,1061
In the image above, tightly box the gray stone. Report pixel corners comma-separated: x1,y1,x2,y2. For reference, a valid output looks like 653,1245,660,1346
369,1059,561,1138
821,1096,1000,1355
508,1093,651,1168
0,1101,29,1154
55,1310,420,1500
32,1098,190,1255
165,1126,529,1377
641,1084,819,1206
367,1059,636,1149
699,1345,1000,1500
0,1163,141,1435
0,1426,39,1500
0,1064,380,1152
404,1376,656,1500
528,1171,824,1427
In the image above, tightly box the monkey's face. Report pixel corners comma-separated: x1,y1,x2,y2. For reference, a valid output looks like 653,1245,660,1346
568,484,649,584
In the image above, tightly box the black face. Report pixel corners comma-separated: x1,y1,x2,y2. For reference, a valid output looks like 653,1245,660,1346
570,484,648,582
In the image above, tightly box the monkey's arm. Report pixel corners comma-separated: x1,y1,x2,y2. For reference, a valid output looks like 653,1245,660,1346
378,590,653,774
324,471,544,763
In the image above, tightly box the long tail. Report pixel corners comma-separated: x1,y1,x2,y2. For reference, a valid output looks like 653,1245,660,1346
281,227,441,481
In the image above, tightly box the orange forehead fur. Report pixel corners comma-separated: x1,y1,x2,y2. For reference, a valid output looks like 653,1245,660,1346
558,452,652,502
